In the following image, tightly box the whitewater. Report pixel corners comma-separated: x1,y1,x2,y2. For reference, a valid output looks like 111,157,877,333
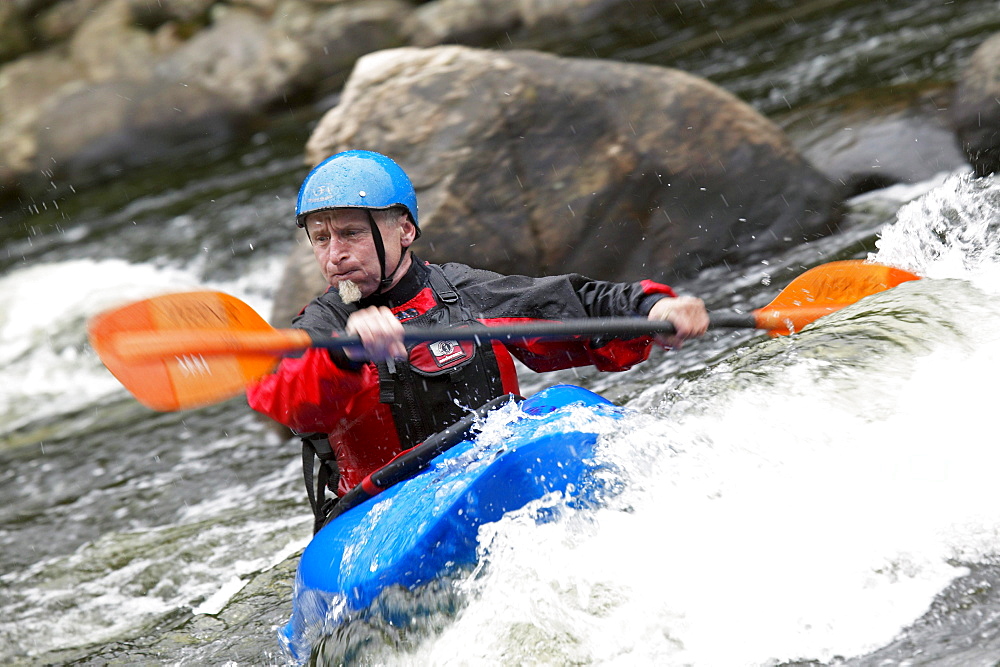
3,173,1000,665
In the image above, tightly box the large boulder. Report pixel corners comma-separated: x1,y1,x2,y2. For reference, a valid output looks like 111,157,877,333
299,46,839,277
272,46,842,323
952,32,1000,177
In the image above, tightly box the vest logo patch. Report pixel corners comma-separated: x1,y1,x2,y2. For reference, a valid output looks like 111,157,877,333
429,340,467,366
410,340,478,374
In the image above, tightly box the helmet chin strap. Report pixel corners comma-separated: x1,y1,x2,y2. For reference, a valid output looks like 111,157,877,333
367,209,406,294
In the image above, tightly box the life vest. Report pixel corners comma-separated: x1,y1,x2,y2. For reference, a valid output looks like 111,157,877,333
375,265,505,449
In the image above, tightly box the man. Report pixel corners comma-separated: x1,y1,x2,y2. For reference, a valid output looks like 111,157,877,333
247,150,708,525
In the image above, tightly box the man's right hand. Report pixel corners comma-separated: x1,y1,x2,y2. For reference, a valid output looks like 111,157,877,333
344,306,407,361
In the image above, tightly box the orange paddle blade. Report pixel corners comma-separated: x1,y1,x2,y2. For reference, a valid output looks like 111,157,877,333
755,260,920,335
87,291,308,411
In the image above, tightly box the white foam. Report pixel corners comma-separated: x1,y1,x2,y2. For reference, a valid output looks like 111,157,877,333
0,257,279,438
405,174,1000,665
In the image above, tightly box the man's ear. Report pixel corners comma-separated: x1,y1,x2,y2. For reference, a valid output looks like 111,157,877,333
399,218,418,247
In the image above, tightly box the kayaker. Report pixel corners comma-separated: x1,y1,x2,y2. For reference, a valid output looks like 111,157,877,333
247,149,708,529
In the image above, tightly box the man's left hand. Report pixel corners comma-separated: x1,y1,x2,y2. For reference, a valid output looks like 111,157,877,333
647,296,709,349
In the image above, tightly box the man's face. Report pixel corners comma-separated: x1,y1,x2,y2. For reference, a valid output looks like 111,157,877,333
304,208,416,297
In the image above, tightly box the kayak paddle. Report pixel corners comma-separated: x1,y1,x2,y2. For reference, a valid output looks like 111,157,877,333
87,260,919,411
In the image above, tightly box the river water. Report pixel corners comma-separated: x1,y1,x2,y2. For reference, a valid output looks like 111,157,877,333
4,1,1000,665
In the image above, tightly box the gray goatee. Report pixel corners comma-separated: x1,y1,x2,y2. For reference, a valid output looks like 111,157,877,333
338,279,362,304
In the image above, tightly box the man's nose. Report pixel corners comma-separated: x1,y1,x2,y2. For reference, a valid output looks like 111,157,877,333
321,237,350,265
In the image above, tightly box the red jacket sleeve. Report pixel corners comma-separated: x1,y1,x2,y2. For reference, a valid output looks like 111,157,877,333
246,348,376,433
485,320,657,373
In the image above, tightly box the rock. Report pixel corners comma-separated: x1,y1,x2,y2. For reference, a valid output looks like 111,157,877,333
0,50,84,178
32,79,248,183
153,1,409,112
788,88,968,196
33,0,116,45
271,236,323,327
517,0,661,32
126,0,216,27
0,0,412,201
230,0,281,11
404,0,665,51
405,0,520,47
152,6,282,111
0,3,32,64
68,0,172,84
271,0,411,102
13,0,62,14
952,32,1000,176
303,46,840,285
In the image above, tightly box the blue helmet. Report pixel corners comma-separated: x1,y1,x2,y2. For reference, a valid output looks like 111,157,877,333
295,150,419,233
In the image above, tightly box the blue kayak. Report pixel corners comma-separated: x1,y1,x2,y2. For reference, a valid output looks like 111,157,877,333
280,384,625,660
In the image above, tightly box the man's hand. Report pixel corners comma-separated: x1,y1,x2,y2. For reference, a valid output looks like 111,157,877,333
344,306,407,361
647,296,709,349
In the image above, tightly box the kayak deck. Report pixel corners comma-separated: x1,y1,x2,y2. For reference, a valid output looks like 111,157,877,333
281,384,624,659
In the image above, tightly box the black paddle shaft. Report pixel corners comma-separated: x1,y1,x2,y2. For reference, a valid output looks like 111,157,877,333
310,312,756,350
